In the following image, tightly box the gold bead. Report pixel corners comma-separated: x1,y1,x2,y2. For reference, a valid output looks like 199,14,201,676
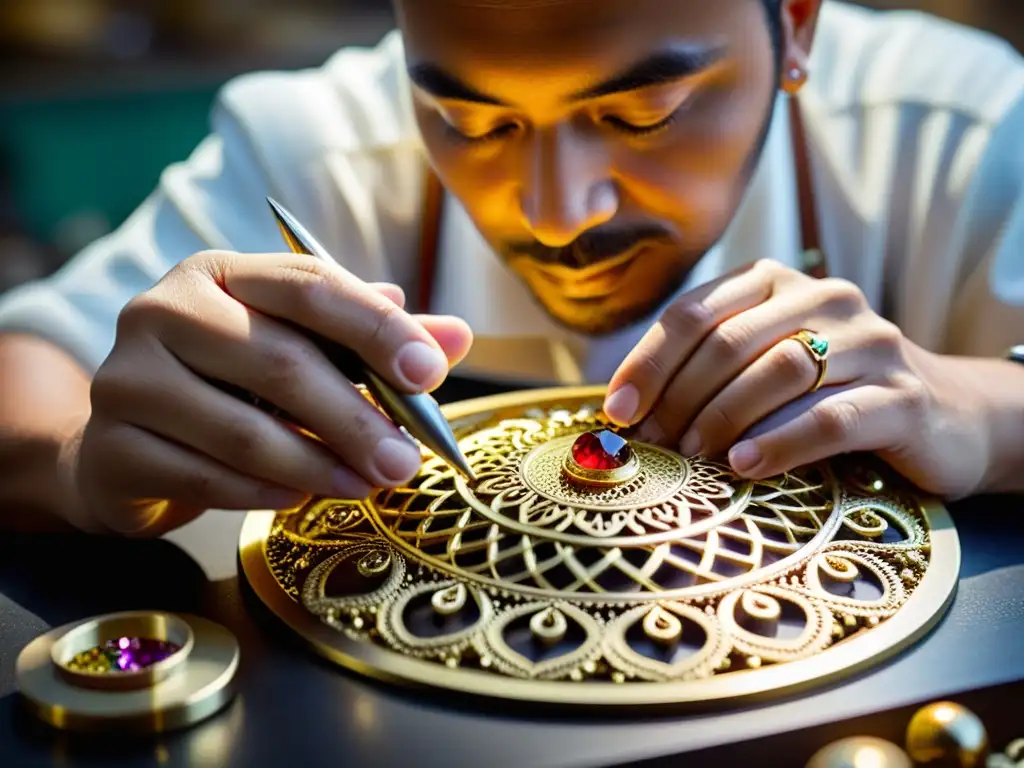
905,702,988,767
806,736,911,768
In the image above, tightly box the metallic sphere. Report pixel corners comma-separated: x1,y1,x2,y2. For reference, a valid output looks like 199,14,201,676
905,701,989,767
806,736,912,768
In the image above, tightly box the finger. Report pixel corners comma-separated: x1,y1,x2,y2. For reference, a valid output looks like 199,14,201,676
83,420,309,536
207,253,449,392
370,288,475,365
604,261,790,426
667,322,857,452
92,350,373,500
415,314,474,366
726,384,905,479
678,335,832,456
152,285,425,488
368,282,406,308
649,279,871,436
370,276,475,367
647,295,841,442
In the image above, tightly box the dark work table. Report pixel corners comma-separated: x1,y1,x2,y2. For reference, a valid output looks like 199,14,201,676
2,378,1023,768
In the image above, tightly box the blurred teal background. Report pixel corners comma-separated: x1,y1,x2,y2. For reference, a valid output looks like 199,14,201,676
0,87,212,244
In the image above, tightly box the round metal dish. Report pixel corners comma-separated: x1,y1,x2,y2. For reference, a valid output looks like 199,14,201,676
239,385,960,710
49,610,194,692
17,612,239,732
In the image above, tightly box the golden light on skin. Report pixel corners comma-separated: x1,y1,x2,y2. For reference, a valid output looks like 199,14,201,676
396,0,798,334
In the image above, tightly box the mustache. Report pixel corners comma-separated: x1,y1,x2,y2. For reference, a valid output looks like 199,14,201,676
503,224,673,269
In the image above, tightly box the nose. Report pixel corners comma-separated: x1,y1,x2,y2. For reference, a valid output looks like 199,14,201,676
518,124,617,247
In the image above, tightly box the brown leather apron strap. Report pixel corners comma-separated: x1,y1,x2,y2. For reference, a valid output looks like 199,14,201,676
788,95,828,279
416,168,446,313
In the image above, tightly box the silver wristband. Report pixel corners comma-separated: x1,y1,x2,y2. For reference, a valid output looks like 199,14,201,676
1006,345,1024,364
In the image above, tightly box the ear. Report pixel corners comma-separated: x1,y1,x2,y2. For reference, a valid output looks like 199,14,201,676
779,0,823,93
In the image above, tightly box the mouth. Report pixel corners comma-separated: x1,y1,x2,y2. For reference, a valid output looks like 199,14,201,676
528,244,646,300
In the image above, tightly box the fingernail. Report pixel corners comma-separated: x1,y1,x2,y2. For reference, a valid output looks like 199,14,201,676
680,429,702,457
396,341,448,390
263,489,307,510
332,466,372,499
729,441,762,474
373,437,422,485
604,384,639,425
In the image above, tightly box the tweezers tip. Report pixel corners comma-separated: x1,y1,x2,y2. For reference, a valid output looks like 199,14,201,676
266,196,286,218
451,457,478,484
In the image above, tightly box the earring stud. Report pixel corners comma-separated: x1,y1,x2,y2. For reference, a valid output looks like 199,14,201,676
784,64,808,93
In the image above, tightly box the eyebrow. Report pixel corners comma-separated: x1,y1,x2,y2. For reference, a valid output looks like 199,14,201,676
408,43,725,107
408,63,506,106
571,44,725,100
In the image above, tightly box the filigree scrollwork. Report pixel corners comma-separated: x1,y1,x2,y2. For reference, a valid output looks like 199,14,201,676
602,602,730,682
301,541,406,618
377,580,495,662
718,587,832,665
803,549,907,619
248,396,957,705
475,602,603,680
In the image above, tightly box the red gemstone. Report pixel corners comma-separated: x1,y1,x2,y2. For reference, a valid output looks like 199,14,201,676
571,430,633,470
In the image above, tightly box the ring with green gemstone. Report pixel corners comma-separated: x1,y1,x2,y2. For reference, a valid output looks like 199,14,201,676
792,329,829,392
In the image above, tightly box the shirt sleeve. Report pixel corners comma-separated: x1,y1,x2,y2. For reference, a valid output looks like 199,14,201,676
0,82,296,374
0,33,417,375
833,8,1024,358
944,87,1024,357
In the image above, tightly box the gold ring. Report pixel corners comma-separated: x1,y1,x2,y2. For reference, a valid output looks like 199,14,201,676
791,330,829,392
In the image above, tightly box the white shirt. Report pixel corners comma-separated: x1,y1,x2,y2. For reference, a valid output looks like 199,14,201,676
0,1,1022,385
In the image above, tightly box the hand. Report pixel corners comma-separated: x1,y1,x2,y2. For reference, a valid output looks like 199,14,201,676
603,259,992,499
71,251,473,536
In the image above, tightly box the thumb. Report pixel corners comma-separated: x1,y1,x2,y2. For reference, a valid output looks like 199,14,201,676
414,314,474,368
366,284,472,367
367,282,406,308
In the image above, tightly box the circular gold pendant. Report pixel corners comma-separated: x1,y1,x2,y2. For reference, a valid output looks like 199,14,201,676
239,386,960,709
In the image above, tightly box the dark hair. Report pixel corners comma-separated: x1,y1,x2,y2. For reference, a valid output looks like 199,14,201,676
761,0,784,66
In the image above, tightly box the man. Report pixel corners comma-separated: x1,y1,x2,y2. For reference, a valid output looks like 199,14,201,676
0,0,1021,536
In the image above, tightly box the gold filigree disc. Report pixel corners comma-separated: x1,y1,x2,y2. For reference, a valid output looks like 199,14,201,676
239,386,960,709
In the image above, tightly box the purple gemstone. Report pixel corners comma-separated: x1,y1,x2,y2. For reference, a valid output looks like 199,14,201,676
101,637,181,671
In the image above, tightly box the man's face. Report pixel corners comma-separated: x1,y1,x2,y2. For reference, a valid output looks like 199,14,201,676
396,0,799,334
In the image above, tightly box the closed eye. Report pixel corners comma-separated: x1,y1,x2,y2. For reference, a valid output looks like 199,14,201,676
444,121,519,145
603,110,680,137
